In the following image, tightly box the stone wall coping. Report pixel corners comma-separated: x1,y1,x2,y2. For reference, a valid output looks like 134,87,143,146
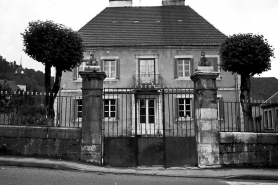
219,132,278,144
0,125,81,140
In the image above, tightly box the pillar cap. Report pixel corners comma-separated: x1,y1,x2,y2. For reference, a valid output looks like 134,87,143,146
79,71,106,81
190,71,220,82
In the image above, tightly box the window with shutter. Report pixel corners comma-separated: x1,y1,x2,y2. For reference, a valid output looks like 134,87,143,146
104,99,117,119
177,98,192,119
174,56,194,80
100,57,120,80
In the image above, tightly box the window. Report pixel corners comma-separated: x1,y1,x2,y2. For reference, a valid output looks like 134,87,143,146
264,111,268,128
104,99,116,118
76,99,82,119
178,98,191,118
174,56,193,79
177,59,190,78
139,99,155,124
103,60,116,79
269,110,273,128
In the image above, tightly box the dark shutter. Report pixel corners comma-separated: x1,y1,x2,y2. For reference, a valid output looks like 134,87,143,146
116,59,120,79
174,59,178,79
116,98,119,120
219,97,224,119
190,58,194,75
73,68,77,80
175,98,179,119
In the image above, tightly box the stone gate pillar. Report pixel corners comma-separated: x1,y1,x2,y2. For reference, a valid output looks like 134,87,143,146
191,71,221,168
79,71,106,165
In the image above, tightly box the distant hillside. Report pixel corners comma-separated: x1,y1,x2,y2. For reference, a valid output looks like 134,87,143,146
0,55,53,92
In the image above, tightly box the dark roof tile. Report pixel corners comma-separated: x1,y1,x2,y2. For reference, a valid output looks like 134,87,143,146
79,6,226,47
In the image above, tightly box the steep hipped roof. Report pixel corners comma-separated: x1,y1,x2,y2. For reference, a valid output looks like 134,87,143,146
79,6,226,47
251,77,278,101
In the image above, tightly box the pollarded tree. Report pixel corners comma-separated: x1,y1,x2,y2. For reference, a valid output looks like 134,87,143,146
219,33,274,131
22,20,84,124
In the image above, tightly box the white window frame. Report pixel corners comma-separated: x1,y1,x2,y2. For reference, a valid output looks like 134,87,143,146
73,97,82,122
135,54,159,76
101,56,119,81
103,60,117,79
175,55,193,80
178,98,192,119
104,99,117,119
139,99,156,125
176,94,193,121
103,93,119,121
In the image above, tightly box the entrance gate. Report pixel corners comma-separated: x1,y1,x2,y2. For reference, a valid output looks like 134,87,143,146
103,88,197,167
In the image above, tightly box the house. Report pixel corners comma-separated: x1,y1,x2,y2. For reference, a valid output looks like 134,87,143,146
249,77,278,132
60,0,239,133
245,77,278,132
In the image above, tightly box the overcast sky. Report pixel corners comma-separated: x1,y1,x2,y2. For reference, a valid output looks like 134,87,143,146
0,0,277,78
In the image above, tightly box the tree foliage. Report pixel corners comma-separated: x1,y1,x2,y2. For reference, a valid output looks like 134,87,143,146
0,54,47,91
21,20,84,124
22,20,84,73
219,33,274,76
219,33,274,131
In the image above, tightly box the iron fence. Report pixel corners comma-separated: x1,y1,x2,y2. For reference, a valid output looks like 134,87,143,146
219,101,278,133
0,91,81,128
102,87,195,137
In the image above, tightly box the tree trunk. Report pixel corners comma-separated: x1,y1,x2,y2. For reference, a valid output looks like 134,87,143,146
45,62,53,126
240,74,253,131
47,67,63,127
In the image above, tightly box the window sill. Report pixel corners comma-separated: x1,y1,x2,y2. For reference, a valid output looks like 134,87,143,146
103,118,118,121
104,78,118,82
176,118,193,121
175,77,190,81
74,79,82,83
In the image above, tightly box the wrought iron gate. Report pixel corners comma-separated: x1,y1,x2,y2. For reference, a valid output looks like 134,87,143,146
102,88,197,167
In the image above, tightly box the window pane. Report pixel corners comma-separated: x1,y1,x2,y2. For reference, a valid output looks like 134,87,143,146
111,112,116,118
140,116,146,123
110,106,116,111
78,112,82,118
104,106,109,111
149,116,154,123
149,108,154,115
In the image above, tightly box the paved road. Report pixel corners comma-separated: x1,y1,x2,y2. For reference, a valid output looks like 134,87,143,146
0,166,277,185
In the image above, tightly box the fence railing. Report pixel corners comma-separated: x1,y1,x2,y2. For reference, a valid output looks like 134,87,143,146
102,88,195,138
219,102,278,133
0,91,81,128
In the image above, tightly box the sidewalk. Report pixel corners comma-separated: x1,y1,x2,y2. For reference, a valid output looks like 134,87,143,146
0,156,277,181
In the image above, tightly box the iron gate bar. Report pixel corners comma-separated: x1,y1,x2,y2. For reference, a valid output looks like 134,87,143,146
162,88,166,167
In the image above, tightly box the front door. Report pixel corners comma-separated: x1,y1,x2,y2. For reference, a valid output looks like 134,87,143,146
138,99,155,136
139,59,155,85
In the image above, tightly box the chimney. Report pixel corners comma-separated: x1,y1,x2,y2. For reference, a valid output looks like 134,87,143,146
162,0,185,6
109,0,132,7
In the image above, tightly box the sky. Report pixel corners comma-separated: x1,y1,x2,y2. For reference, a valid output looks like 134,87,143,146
0,0,277,78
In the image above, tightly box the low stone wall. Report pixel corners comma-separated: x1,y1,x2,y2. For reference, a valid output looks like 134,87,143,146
219,132,278,166
0,125,81,160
